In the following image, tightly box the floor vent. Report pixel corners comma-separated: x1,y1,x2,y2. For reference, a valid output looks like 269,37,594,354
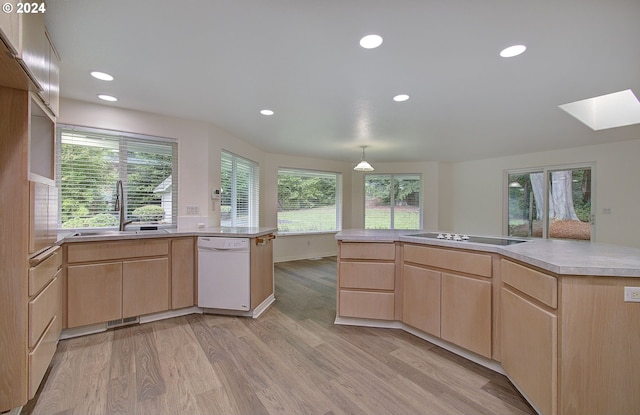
106,316,139,329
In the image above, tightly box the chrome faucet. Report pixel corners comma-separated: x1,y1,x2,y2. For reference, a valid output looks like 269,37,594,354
115,180,134,231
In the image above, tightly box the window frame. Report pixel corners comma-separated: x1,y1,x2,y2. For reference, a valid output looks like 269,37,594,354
503,162,594,240
220,150,260,227
56,124,178,231
363,173,422,230
277,167,342,235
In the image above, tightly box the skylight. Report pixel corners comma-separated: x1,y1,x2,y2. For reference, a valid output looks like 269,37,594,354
559,89,640,131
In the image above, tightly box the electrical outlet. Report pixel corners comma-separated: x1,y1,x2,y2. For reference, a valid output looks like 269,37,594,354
624,287,640,302
186,205,199,215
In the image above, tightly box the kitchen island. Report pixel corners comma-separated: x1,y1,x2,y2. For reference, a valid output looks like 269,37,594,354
335,229,640,415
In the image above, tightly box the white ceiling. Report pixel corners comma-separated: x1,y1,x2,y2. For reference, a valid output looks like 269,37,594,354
45,0,640,164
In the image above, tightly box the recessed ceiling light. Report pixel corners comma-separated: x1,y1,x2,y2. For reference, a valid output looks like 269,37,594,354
393,94,410,102
260,109,274,116
360,34,383,49
98,94,118,102
500,44,527,58
90,71,114,81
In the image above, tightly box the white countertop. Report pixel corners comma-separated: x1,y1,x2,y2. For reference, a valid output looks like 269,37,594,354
61,226,277,243
336,229,640,277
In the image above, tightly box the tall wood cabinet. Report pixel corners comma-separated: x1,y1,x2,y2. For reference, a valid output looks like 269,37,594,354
0,83,59,411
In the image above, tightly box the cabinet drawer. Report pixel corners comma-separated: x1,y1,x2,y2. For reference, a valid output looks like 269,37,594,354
340,242,395,260
404,244,492,277
28,274,60,348
501,259,557,308
67,239,169,263
339,262,395,290
339,290,395,320
29,246,61,296
28,314,61,399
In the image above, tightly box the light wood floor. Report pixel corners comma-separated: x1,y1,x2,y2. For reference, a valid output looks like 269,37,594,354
23,257,535,415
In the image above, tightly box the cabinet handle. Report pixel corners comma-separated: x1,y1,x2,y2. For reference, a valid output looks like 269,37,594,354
255,234,276,245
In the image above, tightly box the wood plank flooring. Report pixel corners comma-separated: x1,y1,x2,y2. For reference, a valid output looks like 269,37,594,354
23,257,535,415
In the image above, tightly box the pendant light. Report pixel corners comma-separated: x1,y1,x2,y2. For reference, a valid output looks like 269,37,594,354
353,145,374,171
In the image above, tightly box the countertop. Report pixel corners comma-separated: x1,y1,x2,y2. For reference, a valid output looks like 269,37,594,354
60,226,277,243
336,229,640,278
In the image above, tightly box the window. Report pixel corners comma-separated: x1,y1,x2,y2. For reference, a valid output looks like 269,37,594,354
220,151,259,227
506,165,592,240
56,125,177,229
277,168,342,234
365,174,421,229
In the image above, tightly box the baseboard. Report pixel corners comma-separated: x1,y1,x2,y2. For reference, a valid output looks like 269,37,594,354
251,294,276,318
139,306,202,324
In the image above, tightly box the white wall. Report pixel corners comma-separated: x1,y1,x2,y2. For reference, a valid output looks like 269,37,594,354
444,139,640,248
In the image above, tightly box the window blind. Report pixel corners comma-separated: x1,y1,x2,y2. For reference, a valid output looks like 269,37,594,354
277,168,342,234
56,126,177,229
220,151,259,227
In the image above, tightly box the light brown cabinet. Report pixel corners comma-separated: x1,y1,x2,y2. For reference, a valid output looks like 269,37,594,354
402,243,493,358
66,239,170,328
27,246,62,399
402,264,441,336
171,237,196,309
441,272,492,357
0,85,58,411
337,241,397,320
251,234,275,309
0,0,21,54
0,3,59,116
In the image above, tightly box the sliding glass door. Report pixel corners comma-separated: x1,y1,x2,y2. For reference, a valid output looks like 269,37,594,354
506,166,592,241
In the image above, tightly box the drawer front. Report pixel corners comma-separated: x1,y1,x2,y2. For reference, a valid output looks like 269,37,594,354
404,244,492,277
28,274,60,348
28,315,61,399
501,259,557,308
339,290,395,320
67,239,169,263
29,246,62,296
339,262,395,290
340,242,395,260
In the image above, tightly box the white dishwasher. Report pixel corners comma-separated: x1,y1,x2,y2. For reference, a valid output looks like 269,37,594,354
197,237,251,310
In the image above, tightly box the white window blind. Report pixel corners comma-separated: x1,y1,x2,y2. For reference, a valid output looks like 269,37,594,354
56,126,177,229
221,151,259,227
277,168,342,234
365,174,421,229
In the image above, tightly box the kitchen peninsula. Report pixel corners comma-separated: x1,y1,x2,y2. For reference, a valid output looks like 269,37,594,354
335,229,640,415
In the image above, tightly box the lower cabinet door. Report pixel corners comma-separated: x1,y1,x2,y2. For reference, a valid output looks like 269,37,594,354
122,258,169,318
67,262,122,328
402,265,441,336
440,272,492,358
501,287,557,415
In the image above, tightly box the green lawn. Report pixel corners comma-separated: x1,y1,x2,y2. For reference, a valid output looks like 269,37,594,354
277,205,420,232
